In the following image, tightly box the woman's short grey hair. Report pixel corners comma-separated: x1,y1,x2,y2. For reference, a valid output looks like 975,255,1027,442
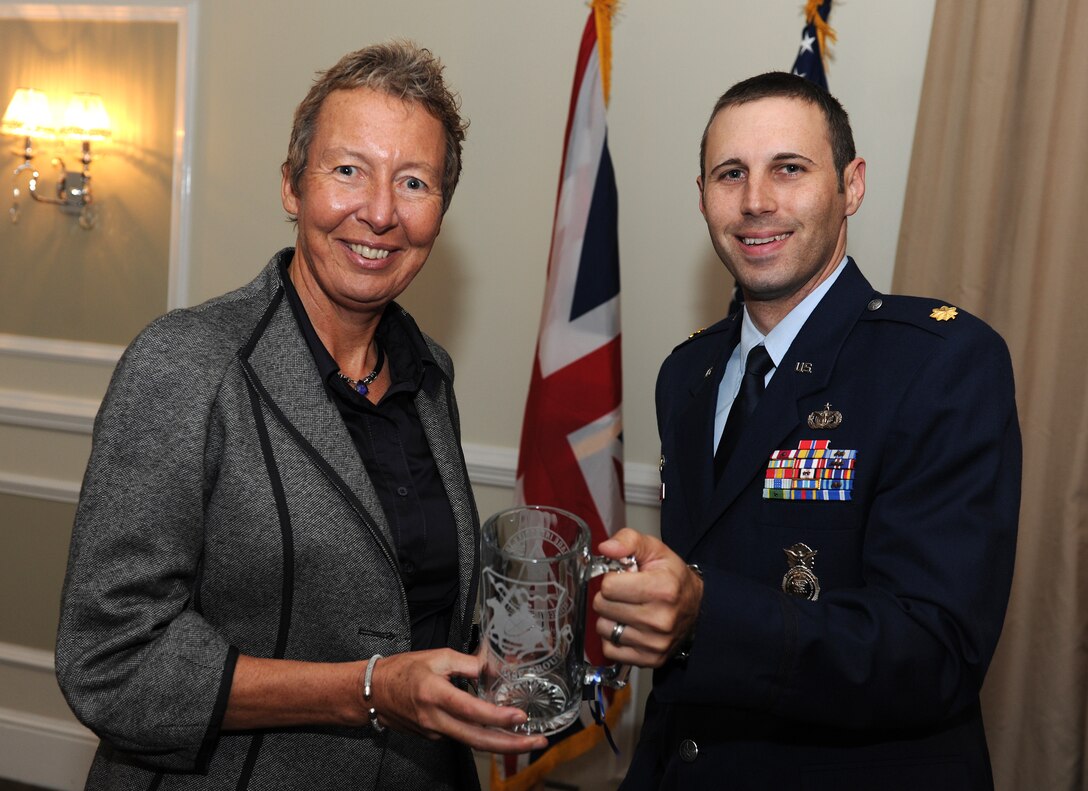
284,41,468,215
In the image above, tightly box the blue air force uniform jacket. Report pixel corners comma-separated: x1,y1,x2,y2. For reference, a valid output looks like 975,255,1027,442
622,260,1020,791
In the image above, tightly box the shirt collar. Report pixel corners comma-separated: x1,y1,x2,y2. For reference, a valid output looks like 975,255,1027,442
277,253,439,397
738,255,849,368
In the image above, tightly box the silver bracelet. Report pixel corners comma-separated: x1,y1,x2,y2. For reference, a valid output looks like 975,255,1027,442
363,654,385,733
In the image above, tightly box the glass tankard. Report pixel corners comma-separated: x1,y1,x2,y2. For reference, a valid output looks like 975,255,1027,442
477,505,635,736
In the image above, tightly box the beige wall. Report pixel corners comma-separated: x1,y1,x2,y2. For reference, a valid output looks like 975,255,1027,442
0,18,177,346
0,1,936,787
185,0,937,466
0,494,74,650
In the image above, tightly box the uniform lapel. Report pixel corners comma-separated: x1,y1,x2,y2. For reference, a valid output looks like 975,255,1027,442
667,318,739,553
696,261,877,543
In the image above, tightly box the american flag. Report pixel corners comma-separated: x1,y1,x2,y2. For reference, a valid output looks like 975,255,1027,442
791,0,835,90
727,1,836,318
497,4,627,789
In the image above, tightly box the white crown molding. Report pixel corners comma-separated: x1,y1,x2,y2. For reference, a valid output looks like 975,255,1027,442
461,442,517,488
0,334,122,366
621,459,663,507
0,471,81,504
0,705,97,790
0,389,98,434
0,641,55,672
0,396,661,508
0,643,96,787
0,457,660,510
461,442,659,507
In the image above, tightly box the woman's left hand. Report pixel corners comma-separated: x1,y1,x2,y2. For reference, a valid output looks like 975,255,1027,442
368,649,548,754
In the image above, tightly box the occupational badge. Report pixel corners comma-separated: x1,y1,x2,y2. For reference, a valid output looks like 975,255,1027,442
782,543,820,601
930,305,958,321
807,403,843,430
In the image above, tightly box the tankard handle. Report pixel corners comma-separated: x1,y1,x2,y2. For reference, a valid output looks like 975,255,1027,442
584,554,638,689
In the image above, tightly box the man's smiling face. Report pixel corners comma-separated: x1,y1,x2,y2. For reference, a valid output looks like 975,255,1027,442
697,96,864,323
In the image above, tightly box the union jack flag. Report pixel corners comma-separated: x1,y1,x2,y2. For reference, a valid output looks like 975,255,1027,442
497,5,627,789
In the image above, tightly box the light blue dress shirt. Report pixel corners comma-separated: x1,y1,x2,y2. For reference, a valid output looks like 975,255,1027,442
713,256,849,449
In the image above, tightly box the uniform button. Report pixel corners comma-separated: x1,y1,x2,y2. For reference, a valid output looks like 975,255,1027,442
401,559,415,576
679,739,698,763
396,486,409,496
867,298,883,311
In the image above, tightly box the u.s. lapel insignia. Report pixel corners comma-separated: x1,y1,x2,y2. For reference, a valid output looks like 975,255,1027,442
807,403,843,430
782,543,820,601
795,362,814,374
930,305,958,321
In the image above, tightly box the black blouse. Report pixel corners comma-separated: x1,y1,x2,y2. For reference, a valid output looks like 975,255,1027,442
281,263,458,651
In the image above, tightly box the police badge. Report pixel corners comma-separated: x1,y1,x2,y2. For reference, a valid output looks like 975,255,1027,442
782,543,821,600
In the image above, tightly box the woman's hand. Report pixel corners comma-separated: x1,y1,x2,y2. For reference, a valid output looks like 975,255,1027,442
368,649,548,754
224,651,545,754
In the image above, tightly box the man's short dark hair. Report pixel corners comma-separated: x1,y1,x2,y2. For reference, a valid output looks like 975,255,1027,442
699,71,855,190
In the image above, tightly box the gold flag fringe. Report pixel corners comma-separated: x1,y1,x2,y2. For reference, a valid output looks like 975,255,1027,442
490,685,633,791
803,0,837,72
591,0,620,106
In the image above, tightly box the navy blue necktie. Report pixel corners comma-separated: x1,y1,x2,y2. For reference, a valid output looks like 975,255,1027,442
714,344,774,482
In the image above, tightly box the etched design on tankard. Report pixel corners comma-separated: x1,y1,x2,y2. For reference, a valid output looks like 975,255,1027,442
478,506,635,736
482,568,574,678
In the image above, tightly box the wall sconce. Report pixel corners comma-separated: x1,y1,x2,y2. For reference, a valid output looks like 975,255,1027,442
2,87,112,230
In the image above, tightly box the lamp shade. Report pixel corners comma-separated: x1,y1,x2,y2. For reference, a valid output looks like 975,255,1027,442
1,88,55,137
61,93,111,141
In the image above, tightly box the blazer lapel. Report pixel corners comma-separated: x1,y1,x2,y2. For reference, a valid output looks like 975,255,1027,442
697,261,877,541
239,277,397,561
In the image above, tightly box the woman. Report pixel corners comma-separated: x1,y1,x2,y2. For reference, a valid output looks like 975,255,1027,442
56,42,545,790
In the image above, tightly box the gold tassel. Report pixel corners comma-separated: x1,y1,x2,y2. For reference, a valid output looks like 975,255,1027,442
490,686,634,791
803,0,837,72
591,0,620,106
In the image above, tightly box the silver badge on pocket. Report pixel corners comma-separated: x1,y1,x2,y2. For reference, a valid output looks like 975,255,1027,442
782,543,820,601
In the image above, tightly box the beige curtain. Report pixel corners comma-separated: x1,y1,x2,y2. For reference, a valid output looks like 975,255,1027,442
893,1,1088,788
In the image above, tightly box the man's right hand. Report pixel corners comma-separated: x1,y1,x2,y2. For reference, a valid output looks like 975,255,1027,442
592,528,704,668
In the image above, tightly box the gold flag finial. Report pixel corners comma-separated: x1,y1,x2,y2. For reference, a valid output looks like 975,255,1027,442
591,0,620,106
803,0,837,73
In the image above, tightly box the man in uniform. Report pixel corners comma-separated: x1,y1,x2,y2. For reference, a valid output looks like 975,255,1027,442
592,72,1020,790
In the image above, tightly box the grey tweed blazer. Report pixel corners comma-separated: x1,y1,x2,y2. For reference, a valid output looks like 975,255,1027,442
56,249,482,791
